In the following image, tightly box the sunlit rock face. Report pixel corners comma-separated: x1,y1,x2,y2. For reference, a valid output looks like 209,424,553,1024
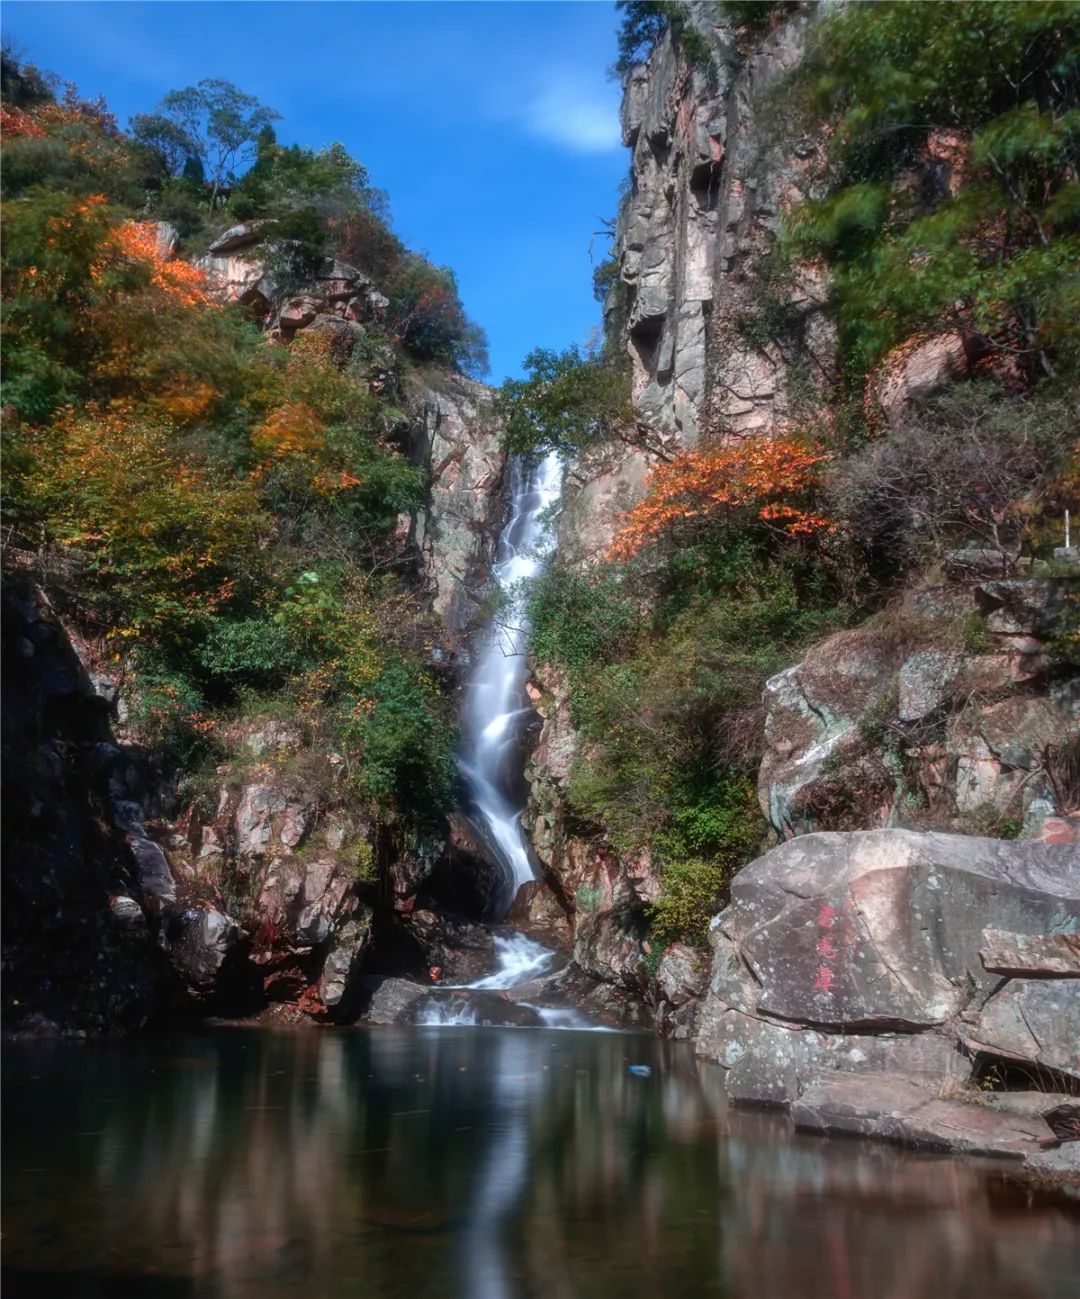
407,371,508,651
757,580,1079,841
523,5,839,1025
696,829,1080,1102
613,5,832,446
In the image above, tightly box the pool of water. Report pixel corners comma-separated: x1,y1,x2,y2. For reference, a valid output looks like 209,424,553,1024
3,1026,1078,1298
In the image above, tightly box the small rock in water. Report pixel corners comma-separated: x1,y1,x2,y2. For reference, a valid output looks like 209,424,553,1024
628,1065,652,1077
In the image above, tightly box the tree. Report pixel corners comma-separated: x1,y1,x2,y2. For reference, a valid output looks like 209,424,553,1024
130,111,197,178
784,0,1080,385
139,79,280,210
498,345,632,456
609,435,832,560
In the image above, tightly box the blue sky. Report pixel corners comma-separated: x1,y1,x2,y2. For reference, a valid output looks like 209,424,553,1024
3,0,628,381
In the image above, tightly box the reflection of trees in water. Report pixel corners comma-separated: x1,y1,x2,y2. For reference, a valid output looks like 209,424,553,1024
3,1031,1078,1299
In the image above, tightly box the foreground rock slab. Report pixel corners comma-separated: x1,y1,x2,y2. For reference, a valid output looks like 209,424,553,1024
697,830,1080,1095
791,1072,1060,1160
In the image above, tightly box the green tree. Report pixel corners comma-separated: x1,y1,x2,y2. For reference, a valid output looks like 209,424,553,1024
499,345,632,456
141,79,280,209
784,0,1080,384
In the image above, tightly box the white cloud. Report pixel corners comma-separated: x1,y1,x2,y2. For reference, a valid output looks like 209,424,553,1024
521,73,621,153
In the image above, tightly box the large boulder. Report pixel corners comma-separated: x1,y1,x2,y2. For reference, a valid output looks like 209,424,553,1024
164,904,239,993
696,830,1080,1102
318,908,373,1013
757,594,1079,839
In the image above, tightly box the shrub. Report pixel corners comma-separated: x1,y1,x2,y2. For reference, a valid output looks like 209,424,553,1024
499,345,631,456
830,385,1076,574
196,616,302,687
647,858,730,950
345,660,455,824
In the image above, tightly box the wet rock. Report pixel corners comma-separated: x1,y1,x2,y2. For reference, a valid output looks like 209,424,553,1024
405,989,544,1028
401,908,495,984
363,977,429,1024
791,1072,1057,1159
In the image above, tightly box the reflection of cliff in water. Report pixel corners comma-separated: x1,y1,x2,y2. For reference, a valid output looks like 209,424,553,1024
3,1030,1078,1299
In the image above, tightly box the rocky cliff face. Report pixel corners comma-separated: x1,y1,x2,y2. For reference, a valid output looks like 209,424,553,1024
524,5,836,1029
522,3,1079,1038
616,4,829,445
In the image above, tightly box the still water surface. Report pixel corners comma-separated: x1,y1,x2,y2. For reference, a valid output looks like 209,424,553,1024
3,1027,1078,1299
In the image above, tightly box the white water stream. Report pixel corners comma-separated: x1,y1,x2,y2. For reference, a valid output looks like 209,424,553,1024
417,932,597,1030
457,451,563,910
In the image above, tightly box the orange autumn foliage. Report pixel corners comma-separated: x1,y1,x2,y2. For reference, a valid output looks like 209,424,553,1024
251,402,325,459
609,435,833,561
0,105,46,137
105,220,210,306
152,380,220,424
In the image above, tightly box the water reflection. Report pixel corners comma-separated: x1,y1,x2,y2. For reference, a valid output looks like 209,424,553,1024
3,1027,1078,1299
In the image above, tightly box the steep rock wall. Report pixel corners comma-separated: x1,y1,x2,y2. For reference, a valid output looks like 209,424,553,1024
615,4,829,444
524,5,831,1027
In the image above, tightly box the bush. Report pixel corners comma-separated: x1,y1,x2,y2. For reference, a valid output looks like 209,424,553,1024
196,616,302,687
647,858,731,950
345,660,455,824
527,567,642,677
831,384,1076,574
782,0,1080,385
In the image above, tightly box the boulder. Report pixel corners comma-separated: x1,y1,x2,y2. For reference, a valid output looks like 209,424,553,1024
207,222,264,254
696,830,1080,1101
400,908,495,984
961,979,1080,1079
897,649,960,721
363,977,429,1025
166,905,238,992
651,942,709,1040
758,631,895,835
318,908,373,1012
872,332,970,426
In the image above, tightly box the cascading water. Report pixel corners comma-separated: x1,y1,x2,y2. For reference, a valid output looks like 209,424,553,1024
417,452,603,1031
457,450,563,914
416,932,599,1030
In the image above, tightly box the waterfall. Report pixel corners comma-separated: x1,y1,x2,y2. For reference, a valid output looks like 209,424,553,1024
457,450,562,915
